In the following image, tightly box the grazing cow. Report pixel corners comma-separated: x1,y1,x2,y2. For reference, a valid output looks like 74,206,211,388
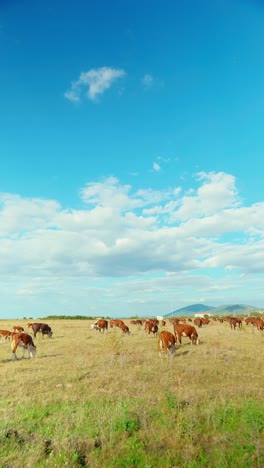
227,317,242,330
130,319,143,326
11,333,37,360
194,318,203,328
145,320,159,337
109,319,126,329
0,329,12,342
94,319,108,333
158,331,176,357
31,323,53,338
173,324,199,345
109,319,130,334
119,323,130,334
201,318,210,325
254,318,264,331
245,317,258,326
13,326,24,332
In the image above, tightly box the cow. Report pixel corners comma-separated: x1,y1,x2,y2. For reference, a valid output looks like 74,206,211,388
13,326,24,333
255,318,264,330
130,319,143,326
227,317,242,330
109,319,126,329
145,320,159,337
173,324,199,345
30,323,53,338
11,333,37,360
194,318,203,328
245,317,259,327
94,319,108,333
119,323,130,334
158,331,176,357
201,318,210,325
0,329,12,342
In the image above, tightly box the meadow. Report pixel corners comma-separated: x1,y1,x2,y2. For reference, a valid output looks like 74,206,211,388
0,318,264,467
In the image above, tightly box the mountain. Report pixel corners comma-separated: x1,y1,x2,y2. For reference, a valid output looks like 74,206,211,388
164,303,260,317
212,304,258,315
165,304,215,317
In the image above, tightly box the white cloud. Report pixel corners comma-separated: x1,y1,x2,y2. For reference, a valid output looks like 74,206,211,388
1,171,264,317
153,162,161,172
142,73,154,87
64,67,126,102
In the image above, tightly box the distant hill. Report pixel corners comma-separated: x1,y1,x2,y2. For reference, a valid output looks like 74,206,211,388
165,303,260,317
212,304,258,315
165,304,215,317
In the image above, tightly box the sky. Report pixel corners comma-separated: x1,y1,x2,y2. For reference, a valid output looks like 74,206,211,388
1,0,264,319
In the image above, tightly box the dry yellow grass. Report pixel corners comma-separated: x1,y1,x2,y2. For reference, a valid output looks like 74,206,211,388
0,318,264,466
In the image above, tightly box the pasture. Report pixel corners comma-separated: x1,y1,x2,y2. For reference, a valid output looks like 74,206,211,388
0,318,264,467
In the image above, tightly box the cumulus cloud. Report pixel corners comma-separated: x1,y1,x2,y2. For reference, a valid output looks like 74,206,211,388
64,66,126,102
1,171,264,317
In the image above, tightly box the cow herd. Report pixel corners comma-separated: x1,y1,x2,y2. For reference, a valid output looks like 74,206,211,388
91,314,264,358
0,322,53,360
1,314,263,362
90,317,200,358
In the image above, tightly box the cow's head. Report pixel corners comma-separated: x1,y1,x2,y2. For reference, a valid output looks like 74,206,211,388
29,345,37,358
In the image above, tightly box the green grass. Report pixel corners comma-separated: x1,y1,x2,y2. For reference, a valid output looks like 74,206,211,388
0,319,264,466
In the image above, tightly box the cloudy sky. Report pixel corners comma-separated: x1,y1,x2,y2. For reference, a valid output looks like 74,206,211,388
1,0,264,319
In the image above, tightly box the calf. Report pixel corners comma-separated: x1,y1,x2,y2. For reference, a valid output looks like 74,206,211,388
0,329,12,342
173,324,199,345
158,331,176,357
11,333,37,360
13,326,24,332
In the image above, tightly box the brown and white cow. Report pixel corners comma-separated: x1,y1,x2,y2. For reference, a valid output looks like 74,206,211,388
119,323,130,334
94,319,108,333
173,324,199,345
158,331,176,357
109,319,126,329
194,318,203,328
145,320,159,337
13,326,24,333
11,333,37,360
0,329,12,342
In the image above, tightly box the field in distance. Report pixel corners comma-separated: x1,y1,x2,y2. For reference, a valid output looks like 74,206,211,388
0,318,264,467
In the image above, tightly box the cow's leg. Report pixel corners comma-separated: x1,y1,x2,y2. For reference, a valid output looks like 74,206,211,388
11,341,18,360
158,338,163,357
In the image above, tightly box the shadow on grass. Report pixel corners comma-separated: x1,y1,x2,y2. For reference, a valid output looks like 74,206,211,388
2,353,64,363
176,350,189,356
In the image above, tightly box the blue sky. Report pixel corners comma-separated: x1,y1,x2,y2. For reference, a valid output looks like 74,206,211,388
1,0,264,319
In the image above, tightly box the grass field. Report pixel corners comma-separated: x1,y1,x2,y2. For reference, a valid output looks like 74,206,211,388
0,318,264,467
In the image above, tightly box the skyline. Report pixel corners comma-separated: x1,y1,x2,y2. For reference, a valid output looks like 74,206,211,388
1,0,264,318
